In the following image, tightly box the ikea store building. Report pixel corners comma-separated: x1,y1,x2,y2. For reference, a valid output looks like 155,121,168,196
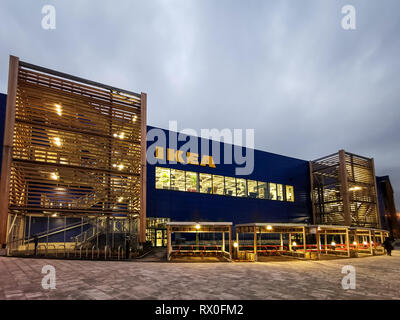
0,56,398,259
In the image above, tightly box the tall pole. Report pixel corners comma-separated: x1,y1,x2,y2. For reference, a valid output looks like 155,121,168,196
0,56,19,247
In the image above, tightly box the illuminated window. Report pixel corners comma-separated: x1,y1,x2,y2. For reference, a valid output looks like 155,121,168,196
258,182,268,199
236,178,247,197
224,176,236,196
286,185,295,202
199,173,212,194
212,175,224,195
269,183,277,200
171,169,185,191
277,184,284,201
155,167,170,189
247,180,258,198
186,171,198,192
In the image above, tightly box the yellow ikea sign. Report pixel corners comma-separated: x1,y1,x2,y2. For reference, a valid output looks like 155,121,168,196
155,146,216,168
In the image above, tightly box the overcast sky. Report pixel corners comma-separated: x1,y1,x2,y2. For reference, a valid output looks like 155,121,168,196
0,0,399,207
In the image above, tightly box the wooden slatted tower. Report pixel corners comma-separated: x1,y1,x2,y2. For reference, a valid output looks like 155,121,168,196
0,56,147,247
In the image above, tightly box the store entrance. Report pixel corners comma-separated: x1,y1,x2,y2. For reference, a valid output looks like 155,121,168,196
146,217,170,247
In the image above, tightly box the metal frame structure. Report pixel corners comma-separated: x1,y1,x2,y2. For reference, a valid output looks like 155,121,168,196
0,56,147,252
166,222,232,261
235,223,389,261
310,150,380,228
235,223,308,261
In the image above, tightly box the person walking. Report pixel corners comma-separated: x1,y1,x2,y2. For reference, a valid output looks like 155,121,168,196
33,235,39,256
383,237,394,256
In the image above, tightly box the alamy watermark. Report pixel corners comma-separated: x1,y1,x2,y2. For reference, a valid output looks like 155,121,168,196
341,5,356,30
41,5,56,30
41,265,56,290
147,121,255,175
341,265,356,290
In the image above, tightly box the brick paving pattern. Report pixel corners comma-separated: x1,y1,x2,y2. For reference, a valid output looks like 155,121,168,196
0,251,399,300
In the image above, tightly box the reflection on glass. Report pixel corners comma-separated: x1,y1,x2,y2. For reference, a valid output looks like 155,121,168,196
277,184,283,201
212,175,224,195
236,178,247,197
247,180,258,198
269,183,277,200
258,182,268,199
224,176,236,196
155,167,170,189
171,169,185,191
286,185,294,202
186,171,198,192
200,173,212,194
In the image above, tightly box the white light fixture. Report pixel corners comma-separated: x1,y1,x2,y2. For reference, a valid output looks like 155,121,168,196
53,137,61,147
195,224,201,230
52,213,58,217
118,164,124,170
50,172,59,180
292,241,297,247
55,104,62,116
349,186,362,191
363,241,368,245
331,241,336,246
113,133,118,138
353,241,357,246
118,197,124,203
233,242,238,248
119,132,125,139
266,225,272,230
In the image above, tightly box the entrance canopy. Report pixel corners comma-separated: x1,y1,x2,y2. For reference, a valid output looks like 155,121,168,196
166,222,232,261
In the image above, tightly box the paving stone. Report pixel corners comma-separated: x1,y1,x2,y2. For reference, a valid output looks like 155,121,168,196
0,252,399,300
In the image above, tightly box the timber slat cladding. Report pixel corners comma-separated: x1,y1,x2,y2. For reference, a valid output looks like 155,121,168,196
311,151,379,228
8,64,143,219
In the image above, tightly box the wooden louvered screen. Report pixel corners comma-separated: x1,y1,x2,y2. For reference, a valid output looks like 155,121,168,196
0,56,147,245
310,150,380,228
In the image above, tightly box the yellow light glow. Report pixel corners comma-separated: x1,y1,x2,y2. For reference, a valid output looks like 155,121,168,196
233,242,238,248
353,241,357,246
112,164,117,168
52,213,58,217
292,241,297,246
113,133,118,138
331,241,336,246
195,224,201,230
317,227,321,231
50,172,59,180
349,186,362,191
119,132,125,139
266,225,272,230
118,197,124,203
53,137,61,147
363,241,368,245
55,104,62,116
118,164,124,170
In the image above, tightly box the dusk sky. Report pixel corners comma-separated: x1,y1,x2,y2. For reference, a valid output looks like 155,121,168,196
0,0,399,206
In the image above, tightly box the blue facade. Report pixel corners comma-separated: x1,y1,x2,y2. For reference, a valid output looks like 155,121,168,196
146,126,312,225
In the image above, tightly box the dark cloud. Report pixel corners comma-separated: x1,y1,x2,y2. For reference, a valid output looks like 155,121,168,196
0,0,399,207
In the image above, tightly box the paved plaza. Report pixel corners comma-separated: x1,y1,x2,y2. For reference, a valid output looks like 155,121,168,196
0,251,399,300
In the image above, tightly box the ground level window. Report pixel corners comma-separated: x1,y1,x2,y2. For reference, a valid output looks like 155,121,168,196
224,176,236,196
286,185,294,202
186,171,198,192
212,175,224,195
171,169,185,191
247,180,258,198
155,167,170,190
199,173,212,194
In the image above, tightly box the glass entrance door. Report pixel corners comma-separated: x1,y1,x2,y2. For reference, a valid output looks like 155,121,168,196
156,229,166,247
